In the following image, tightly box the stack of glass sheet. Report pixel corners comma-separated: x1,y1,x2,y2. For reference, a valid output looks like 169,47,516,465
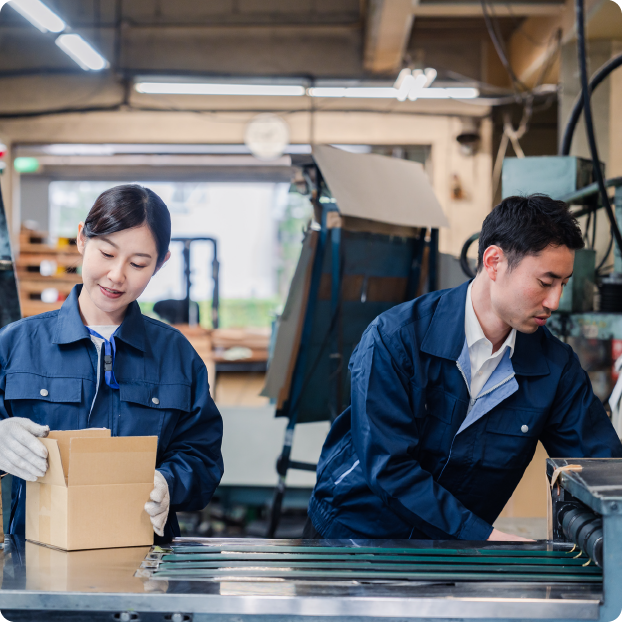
139,542,601,583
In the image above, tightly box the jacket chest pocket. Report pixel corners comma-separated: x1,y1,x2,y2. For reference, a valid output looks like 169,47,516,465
5,372,82,430
481,408,543,469
118,382,192,442
415,387,458,463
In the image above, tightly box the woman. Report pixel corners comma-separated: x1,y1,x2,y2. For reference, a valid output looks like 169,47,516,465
0,184,224,542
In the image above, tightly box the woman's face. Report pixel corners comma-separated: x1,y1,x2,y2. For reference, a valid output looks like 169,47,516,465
77,223,167,321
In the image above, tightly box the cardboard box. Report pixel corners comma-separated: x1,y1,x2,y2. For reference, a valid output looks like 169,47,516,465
25,540,151,593
26,429,157,551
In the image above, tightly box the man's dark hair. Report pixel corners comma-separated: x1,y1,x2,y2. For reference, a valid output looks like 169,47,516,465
477,194,584,272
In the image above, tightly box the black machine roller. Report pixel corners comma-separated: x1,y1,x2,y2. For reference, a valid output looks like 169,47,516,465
557,504,604,567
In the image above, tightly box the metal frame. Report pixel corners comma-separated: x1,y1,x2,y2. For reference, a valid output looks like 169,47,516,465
0,535,605,622
266,164,434,538
156,236,220,328
547,458,622,622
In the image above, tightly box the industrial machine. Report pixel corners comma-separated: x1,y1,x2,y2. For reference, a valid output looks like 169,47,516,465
0,184,22,332
262,145,448,537
1,458,621,621
153,236,220,328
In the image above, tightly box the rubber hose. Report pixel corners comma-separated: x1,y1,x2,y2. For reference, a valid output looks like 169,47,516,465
575,0,622,255
460,232,479,279
560,52,622,156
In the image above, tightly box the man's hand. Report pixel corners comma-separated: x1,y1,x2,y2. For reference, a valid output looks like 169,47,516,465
0,418,49,481
488,527,534,542
144,470,170,537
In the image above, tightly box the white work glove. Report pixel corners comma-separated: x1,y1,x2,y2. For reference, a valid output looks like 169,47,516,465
0,417,49,482
144,470,170,537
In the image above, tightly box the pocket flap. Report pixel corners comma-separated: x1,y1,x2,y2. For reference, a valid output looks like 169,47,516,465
421,387,456,424
5,372,82,403
485,408,543,437
120,382,192,412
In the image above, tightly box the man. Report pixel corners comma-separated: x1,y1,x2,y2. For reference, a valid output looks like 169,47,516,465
305,194,622,541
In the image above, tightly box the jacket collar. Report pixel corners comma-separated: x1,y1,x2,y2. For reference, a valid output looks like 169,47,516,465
53,285,147,352
420,281,470,361
420,280,549,376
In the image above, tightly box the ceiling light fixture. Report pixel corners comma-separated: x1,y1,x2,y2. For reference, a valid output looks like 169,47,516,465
134,79,479,100
8,0,65,33
407,73,429,101
308,86,479,100
55,34,109,71
135,82,306,97
307,87,398,98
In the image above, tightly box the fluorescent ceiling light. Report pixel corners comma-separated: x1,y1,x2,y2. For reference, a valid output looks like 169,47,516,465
9,0,65,33
423,68,437,88
135,82,306,96
308,87,397,99
309,86,479,100
445,87,479,99
394,67,439,101
407,73,429,101
55,34,109,71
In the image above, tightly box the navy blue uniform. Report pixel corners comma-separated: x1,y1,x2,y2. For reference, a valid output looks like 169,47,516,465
308,281,622,539
0,285,224,541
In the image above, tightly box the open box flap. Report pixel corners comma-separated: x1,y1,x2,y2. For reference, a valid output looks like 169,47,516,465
37,438,67,487
67,436,158,486
312,145,449,229
48,429,111,478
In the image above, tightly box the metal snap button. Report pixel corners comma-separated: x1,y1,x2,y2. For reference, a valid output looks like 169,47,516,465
40,389,48,397
521,424,529,433
152,397,160,405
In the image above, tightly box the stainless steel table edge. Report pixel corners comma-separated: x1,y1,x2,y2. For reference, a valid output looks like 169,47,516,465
0,591,601,620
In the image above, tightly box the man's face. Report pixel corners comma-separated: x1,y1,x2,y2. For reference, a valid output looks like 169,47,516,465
489,244,575,333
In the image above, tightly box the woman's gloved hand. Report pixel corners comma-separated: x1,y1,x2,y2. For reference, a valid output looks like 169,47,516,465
0,417,49,481
145,470,170,537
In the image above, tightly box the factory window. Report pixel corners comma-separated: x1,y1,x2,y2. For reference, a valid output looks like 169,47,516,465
48,181,312,328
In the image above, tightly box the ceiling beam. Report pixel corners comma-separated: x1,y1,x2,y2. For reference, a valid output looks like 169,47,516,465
364,0,415,74
412,2,564,16
508,0,607,87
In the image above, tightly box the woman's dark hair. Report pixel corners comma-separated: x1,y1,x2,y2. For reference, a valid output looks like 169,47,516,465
82,184,171,265
477,194,585,272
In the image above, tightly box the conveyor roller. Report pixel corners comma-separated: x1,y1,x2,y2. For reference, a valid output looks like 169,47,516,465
558,505,604,567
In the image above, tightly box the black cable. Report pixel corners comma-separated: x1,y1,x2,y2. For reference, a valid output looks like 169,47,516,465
460,233,479,279
591,208,597,249
575,0,622,256
584,210,592,246
560,52,622,155
596,233,614,275
479,0,525,95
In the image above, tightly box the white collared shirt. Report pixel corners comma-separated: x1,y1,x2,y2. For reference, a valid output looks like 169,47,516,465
465,282,516,398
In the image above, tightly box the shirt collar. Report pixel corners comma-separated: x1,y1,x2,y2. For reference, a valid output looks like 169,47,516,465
465,281,516,358
53,284,147,352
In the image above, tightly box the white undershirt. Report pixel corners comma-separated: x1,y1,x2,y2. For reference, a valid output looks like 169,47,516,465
89,325,119,359
465,282,516,398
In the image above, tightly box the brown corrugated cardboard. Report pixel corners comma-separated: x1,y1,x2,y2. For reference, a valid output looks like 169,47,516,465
26,430,157,551
25,540,151,593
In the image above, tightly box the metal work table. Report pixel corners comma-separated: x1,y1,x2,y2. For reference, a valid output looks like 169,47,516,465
0,536,604,622
2,460,621,622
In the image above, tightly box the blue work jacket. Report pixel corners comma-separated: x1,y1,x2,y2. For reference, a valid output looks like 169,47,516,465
308,281,622,540
0,285,224,542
